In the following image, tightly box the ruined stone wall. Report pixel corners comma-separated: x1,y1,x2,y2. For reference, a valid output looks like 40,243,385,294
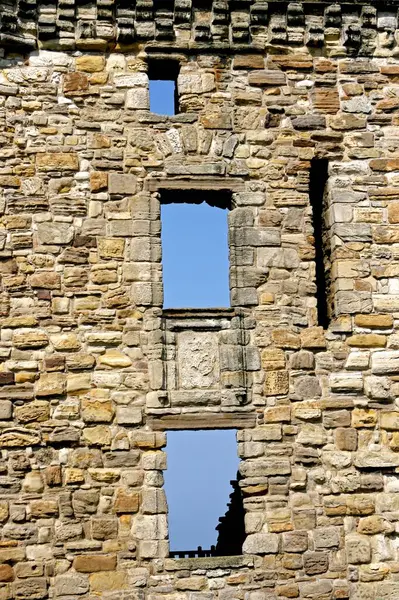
1,1,399,599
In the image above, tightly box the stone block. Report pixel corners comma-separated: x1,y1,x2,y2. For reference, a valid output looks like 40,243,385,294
73,554,117,572
242,533,279,554
76,56,105,72
264,371,289,396
108,173,137,195
36,153,79,171
55,573,89,596
116,406,142,425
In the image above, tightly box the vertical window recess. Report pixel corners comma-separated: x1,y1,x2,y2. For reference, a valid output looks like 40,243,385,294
148,60,179,115
309,159,330,329
164,429,245,558
160,190,231,309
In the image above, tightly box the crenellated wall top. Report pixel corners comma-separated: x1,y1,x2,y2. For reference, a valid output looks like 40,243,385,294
2,0,399,56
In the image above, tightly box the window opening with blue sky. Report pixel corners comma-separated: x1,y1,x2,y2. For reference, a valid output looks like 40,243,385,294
165,430,244,556
148,59,179,115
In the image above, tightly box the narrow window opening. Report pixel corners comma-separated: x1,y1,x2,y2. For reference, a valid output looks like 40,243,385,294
309,159,330,329
160,190,231,309
164,430,244,558
148,60,179,115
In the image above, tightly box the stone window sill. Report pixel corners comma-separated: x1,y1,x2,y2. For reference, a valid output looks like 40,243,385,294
164,555,256,571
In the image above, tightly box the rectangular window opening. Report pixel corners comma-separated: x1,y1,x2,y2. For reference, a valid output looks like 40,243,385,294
160,190,231,309
148,59,179,115
309,159,330,329
164,429,245,558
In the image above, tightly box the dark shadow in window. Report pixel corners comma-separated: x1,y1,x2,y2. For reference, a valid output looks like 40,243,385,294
309,158,330,329
165,429,244,558
160,191,231,309
148,60,179,115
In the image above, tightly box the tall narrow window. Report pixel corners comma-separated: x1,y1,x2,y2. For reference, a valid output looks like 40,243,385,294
161,190,230,308
309,159,330,328
148,60,179,115
164,429,244,557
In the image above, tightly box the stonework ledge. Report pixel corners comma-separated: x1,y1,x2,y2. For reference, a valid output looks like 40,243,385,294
164,555,258,571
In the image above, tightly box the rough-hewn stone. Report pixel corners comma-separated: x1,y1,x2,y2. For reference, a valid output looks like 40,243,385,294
0,3,398,598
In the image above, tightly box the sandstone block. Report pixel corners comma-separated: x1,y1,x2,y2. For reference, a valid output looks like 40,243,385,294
354,314,393,328
264,371,289,396
0,429,41,448
29,271,61,289
82,399,114,423
73,554,117,572
36,222,74,245
346,535,371,564
242,533,279,554
76,56,105,72
98,349,132,368
109,173,137,195
14,577,47,599
0,564,14,582
90,171,108,191
0,400,12,420
15,401,50,423
347,334,386,348
36,153,79,171
55,573,89,596
352,408,377,428
83,426,112,446
370,158,399,171
89,571,127,592
113,489,140,513
264,405,290,422
372,351,399,374
98,238,125,259
30,500,58,517
35,373,65,397
64,72,88,92
116,406,142,425
13,330,48,349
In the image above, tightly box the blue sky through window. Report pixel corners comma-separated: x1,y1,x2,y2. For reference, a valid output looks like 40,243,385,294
161,202,229,308
165,430,239,550
149,79,175,115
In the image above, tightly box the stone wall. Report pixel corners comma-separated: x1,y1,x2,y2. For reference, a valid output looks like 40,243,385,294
1,1,399,599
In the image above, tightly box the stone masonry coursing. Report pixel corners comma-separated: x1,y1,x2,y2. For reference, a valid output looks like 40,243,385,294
2,0,399,599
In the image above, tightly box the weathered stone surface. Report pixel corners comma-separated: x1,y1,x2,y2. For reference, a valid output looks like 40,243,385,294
0,13,398,600
243,533,279,554
0,429,41,447
73,554,117,572
36,153,79,171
